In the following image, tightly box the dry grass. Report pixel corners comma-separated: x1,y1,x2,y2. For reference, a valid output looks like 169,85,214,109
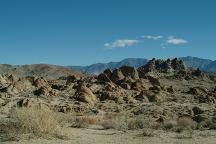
73,113,159,134
163,120,177,130
100,114,128,131
176,117,195,132
72,113,126,130
0,105,69,141
172,117,195,139
100,114,159,133
142,128,155,137
73,115,103,128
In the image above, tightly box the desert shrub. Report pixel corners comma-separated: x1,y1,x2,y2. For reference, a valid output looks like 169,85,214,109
127,116,160,130
142,128,155,137
100,114,158,134
0,106,69,141
73,115,103,128
99,114,129,131
173,117,195,139
100,119,116,129
127,117,145,130
163,120,177,130
196,118,215,130
73,113,158,133
177,117,195,130
108,115,128,131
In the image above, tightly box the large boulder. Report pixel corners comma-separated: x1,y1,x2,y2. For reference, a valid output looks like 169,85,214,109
171,58,186,71
103,69,112,77
138,58,156,73
147,76,161,86
66,75,80,85
98,69,112,83
6,74,18,83
75,86,97,105
34,86,59,96
13,78,34,92
98,73,112,82
33,77,48,88
110,69,125,83
98,90,125,103
167,86,174,93
131,79,150,91
192,106,204,115
138,90,161,102
119,66,139,79
17,98,32,107
0,75,8,87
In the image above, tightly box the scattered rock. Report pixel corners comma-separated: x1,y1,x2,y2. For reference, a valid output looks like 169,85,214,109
167,86,174,93
120,82,131,90
187,87,208,95
17,98,32,107
149,85,161,91
134,92,149,102
193,114,209,123
192,106,204,115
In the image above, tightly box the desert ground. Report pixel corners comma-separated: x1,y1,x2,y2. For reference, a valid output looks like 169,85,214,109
0,58,216,144
2,127,216,144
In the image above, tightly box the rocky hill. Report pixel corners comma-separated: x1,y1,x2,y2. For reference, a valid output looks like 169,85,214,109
0,64,83,79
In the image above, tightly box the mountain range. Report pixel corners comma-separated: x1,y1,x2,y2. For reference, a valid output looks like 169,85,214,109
0,56,215,78
68,56,216,74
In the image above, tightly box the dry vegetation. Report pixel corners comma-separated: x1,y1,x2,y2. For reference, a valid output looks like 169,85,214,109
0,105,69,141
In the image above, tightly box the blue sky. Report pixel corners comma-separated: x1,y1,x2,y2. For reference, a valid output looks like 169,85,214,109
0,0,215,66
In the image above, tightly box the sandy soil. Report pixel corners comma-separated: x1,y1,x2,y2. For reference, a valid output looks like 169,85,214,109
2,127,216,144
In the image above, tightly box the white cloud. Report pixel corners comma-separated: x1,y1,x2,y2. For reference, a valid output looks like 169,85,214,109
160,43,167,49
166,36,188,45
142,35,163,40
104,39,139,49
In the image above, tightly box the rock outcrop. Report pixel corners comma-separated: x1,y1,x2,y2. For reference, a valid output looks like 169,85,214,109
138,58,186,74
75,86,97,105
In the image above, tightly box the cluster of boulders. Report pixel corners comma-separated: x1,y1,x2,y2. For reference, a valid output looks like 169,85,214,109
138,58,186,74
0,74,66,97
0,58,216,127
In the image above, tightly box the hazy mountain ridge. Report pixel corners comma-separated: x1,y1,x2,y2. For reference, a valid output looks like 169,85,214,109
179,56,213,70
68,56,216,74
68,58,148,74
